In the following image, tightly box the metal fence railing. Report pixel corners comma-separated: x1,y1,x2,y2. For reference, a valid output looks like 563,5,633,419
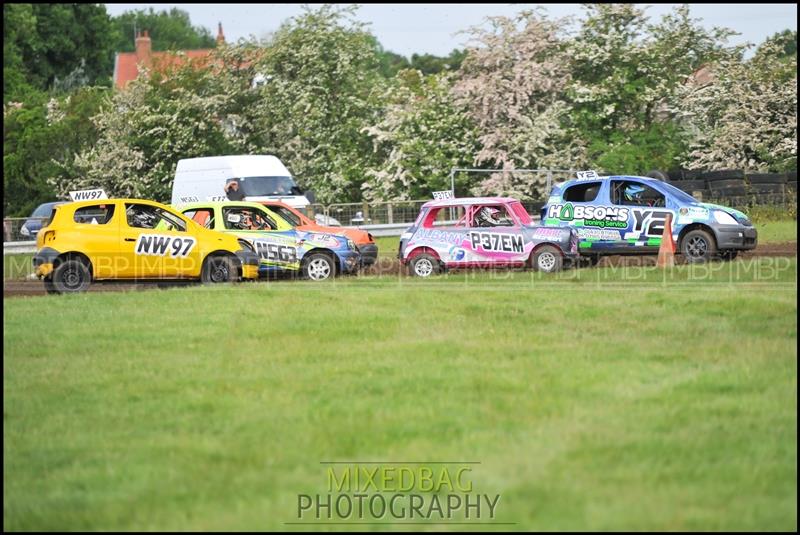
3,217,47,243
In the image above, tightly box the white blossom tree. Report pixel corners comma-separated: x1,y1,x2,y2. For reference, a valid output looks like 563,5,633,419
453,9,587,197
363,70,480,201
675,40,797,171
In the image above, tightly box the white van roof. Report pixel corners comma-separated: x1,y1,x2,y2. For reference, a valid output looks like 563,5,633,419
175,155,291,177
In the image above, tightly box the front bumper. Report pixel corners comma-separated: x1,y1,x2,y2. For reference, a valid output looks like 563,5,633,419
235,249,260,280
714,225,758,251
338,251,361,274
32,247,59,278
357,243,378,267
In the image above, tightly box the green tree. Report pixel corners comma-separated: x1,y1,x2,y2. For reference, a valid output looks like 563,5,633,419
363,71,480,200
248,4,385,202
3,86,109,216
110,7,216,53
410,49,466,75
3,3,114,98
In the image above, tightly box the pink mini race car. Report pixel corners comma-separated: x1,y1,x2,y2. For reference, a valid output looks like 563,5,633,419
399,197,579,276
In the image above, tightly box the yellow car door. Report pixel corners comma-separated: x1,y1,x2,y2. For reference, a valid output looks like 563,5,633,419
118,202,202,278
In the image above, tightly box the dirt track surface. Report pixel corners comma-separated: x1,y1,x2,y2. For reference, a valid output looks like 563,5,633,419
5,242,796,298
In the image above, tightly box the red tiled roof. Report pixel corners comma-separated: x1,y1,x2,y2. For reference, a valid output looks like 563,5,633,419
114,49,215,89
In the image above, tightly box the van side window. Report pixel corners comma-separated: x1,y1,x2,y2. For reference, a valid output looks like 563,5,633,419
183,208,215,229
563,182,601,202
74,205,115,224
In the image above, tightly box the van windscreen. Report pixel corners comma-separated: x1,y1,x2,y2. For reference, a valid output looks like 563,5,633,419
239,176,302,197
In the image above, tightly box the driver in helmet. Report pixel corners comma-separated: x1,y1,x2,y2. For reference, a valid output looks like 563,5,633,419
476,206,503,227
624,184,646,205
127,206,157,229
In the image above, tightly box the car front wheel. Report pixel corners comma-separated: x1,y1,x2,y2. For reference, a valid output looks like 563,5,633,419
51,259,92,294
303,253,336,281
681,229,717,263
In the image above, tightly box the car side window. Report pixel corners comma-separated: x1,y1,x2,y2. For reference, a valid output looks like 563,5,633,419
125,204,187,232
183,208,215,229
74,204,115,224
222,207,276,231
611,181,666,208
421,206,465,228
471,205,515,227
563,182,601,202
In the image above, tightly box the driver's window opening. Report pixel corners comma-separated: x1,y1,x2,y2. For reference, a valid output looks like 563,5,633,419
184,208,214,229
223,207,276,231
125,204,187,232
470,205,514,227
611,181,666,207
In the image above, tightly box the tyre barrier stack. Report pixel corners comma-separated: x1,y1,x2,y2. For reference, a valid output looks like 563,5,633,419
651,168,797,206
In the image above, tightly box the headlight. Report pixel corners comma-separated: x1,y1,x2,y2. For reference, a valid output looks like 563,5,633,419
346,239,356,250
713,210,739,225
20,226,30,237
237,238,255,253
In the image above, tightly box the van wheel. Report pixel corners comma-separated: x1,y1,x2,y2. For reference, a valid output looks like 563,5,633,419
202,255,236,283
532,246,563,273
51,259,92,294
303,253,335,281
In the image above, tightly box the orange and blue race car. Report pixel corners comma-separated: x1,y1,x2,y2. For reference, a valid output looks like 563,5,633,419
178,201,360,281
32,198,259,293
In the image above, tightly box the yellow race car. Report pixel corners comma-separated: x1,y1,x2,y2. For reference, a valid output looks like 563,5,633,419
33,198,259,294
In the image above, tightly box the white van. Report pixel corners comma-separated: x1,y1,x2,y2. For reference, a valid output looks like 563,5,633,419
171,155,312,208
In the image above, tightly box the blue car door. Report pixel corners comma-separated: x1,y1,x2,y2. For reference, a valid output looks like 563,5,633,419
609,179,676,250
545,180,629,252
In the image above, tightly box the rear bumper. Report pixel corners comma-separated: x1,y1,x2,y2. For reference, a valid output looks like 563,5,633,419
33,247,59,278
714,225,758,251
357,243,378,266
235,249,260,279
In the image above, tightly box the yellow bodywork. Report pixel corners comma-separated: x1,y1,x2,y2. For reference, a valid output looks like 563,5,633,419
34,198,259,281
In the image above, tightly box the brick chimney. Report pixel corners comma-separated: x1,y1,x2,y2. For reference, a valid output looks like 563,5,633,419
216,22,225,45
135,30,152,68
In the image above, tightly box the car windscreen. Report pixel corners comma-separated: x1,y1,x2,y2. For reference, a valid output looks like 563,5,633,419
239,176,303,197
657,180,699,204
268,205,304,226
32,203,57,217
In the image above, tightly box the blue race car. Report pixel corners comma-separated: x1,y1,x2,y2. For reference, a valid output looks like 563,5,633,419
542,172,757,263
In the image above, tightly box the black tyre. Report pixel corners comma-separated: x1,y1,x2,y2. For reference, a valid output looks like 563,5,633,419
747,173,786,185
750,183,785,194
51,259,92,294
581,254,601,267
719,250,739,261
701,169,744,180
201,255,236,284
681,229,717,263
707,178,747,190
302,252,336,281
646,170,669,181
43,276,59,294
408,253,440,278
676,180,706,193
531,245,564,273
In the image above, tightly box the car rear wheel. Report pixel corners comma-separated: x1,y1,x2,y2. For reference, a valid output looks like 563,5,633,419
532,246,563,273
202,255,236,284
409,253,440,277
303,253,335,281
51,259,92,294
681,229,717,263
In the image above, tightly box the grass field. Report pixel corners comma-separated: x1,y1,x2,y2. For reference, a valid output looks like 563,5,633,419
3,258,797,531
